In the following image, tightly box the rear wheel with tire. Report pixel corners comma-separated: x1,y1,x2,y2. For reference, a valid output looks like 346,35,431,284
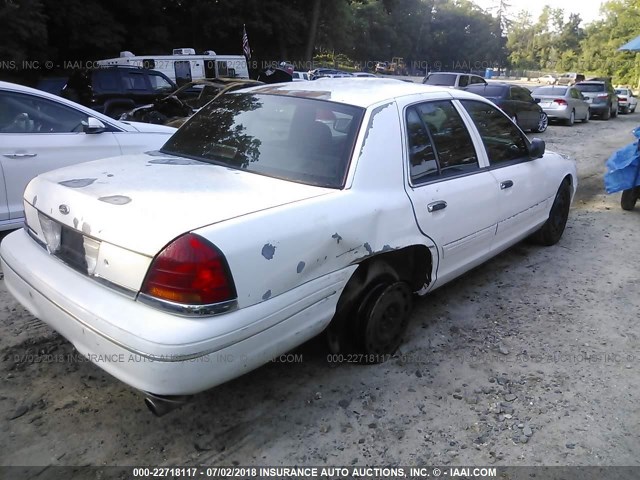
327,262,413,361
532,112,548,133
602,106,611,120
621,188,638,211
530,180,571,246
355,281,413,360
565,110,575,126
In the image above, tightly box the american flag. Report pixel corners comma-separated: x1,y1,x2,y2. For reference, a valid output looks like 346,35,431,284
242,25,251,61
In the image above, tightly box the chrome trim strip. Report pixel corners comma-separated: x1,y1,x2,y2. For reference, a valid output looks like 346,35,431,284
1,256,338,363
137,293,238,317
25,225,47,249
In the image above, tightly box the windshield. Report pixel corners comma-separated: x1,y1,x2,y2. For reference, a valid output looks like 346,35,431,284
161,93,364,188
424,74,457,86
533,86,567,96
575,83,605,93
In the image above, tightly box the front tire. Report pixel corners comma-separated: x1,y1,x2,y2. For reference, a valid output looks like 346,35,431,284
530,181,571,246
621,189,638,211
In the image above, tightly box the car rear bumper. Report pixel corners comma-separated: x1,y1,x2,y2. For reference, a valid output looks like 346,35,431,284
541,107,570,120
588,104,609,114
1,228,353,395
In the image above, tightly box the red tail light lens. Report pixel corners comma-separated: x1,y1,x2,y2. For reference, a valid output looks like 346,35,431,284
553,99,567,105
141,233,236,305
618,96,627,101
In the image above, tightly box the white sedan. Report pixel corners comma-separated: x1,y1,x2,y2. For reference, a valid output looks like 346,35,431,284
0,81,176,231
0,79,577,415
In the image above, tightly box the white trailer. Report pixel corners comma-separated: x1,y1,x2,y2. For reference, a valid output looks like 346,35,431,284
96,48,250,86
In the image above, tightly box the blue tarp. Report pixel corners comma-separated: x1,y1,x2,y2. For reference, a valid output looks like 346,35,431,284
604,126,640,194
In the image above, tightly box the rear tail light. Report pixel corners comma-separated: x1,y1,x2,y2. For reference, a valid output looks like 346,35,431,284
619,96,627,101
553,99,567,105
140,233,236,306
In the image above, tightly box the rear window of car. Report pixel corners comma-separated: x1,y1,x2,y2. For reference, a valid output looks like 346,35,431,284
161,93,365,189
465,85,506,97
575,83,605,93
616,89,629,95
424,74,457,86
533,86,567,95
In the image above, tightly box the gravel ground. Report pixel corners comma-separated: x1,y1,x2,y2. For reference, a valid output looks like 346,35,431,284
1,111,639,469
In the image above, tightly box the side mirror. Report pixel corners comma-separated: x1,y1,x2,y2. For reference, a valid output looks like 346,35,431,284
529,138,545,159
83,117,106,134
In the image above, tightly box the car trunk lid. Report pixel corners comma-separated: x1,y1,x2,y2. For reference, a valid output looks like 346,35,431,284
25,152,335,258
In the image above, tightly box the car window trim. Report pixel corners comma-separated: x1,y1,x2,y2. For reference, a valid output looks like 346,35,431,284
401,99,484,188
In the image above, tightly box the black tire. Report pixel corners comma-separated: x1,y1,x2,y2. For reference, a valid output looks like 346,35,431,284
354,281,413,360
621,189,638,211
601,106,611,120
530,181,571,246
532,112,548,133
611,105,618,118
631,106,636,113
565,110,575,126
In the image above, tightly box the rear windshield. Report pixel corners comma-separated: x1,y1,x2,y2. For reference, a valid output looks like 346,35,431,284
424,74,457,86
532,86,567,96
465,85,505,97
575,83,605,93
616,89,629,95
161,93,364,188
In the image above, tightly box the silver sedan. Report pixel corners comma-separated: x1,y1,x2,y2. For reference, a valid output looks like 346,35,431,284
531,85,590,125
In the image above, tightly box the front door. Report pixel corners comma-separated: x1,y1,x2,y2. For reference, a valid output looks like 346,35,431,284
460,100,555,247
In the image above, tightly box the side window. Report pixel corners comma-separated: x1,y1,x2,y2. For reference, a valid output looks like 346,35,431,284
96,71,121,92
461,100,529,165
570,88,580,99
405,100,479,184
511,87,531,102
470,75,485,85
174,61,192,86
122,72,148,91
406,107,438,182
148,72,174,92
458,75,469,88
0,91,88,133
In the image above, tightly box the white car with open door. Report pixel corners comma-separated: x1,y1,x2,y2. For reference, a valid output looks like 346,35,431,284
0,81,176,231
1,79,576,415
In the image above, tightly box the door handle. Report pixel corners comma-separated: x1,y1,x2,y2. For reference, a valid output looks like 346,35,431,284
427,200,447,213
3,153,38,158
500,180,514,189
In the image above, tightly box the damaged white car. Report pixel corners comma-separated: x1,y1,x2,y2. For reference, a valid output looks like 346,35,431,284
1,79,576,415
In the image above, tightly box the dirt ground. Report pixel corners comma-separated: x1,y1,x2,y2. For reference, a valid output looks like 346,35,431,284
1,111,639,469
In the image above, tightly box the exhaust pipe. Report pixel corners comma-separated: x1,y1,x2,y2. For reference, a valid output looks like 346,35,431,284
144,393,191,417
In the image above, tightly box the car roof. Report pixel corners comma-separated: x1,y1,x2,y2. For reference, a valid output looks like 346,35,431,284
240,78,478,108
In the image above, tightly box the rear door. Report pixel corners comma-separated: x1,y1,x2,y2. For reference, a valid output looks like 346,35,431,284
401,99,500,285
460,99,554,247
0,90,122,220
0,165,8,221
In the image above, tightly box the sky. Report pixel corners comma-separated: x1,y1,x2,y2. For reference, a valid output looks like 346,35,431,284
472,0,605,26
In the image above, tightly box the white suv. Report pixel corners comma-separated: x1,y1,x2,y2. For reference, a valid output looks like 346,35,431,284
423,72,487,89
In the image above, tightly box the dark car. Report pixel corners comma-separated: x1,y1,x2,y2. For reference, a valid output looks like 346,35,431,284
574,80,619,120
464,83,548,132
61,67,177,118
